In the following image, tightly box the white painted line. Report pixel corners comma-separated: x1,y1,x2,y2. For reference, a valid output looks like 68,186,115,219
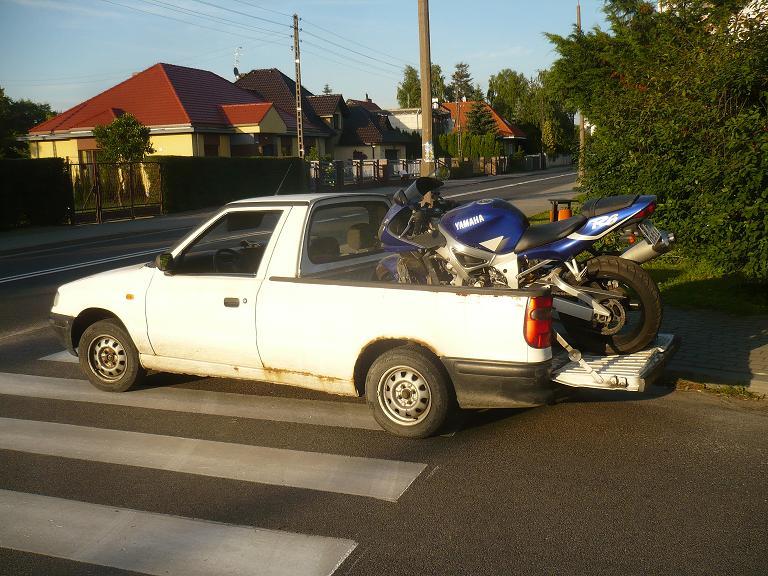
40,351,79,363
0,248,159,284
0,489,356,576
0,417,425,501
445,172,577,199
0,372,380,430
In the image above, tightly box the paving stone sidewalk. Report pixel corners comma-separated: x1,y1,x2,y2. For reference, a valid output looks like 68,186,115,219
662,307,768,394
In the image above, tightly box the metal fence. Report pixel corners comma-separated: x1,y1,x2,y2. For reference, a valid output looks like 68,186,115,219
68,161,162,224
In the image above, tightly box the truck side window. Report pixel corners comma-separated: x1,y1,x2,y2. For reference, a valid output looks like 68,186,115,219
174,210,281,275
306,202,387,264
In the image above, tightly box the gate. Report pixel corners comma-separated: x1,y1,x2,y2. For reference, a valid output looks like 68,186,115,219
68,161,162,224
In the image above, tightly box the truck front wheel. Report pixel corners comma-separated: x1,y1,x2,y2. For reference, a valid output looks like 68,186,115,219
79,319,145,392
365,345,453,438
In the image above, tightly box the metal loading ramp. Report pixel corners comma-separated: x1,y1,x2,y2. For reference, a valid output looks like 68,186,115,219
552,333,679,392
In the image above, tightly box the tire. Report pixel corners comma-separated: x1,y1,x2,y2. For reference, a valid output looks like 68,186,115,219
559,255,662,355
365,345,454,438
79,319,145,392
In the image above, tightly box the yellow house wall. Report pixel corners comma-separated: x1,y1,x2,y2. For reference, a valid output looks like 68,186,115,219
148,134,195,156
32,138,79,161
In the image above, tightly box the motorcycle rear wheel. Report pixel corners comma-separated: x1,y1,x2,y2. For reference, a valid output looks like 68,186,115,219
559,255,662,355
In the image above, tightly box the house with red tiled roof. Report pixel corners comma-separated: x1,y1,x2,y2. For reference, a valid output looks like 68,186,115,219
441,101,527,155
335,97,411,161
25,63,293,162
235,69,407,161
234,68,339,157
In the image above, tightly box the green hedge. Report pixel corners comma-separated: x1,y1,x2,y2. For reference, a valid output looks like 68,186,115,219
158,156,308,213
0,158,73,229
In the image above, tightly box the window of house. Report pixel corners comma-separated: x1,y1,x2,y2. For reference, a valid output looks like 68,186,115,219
203,134,220,157
332,114,340,130
281,137,293,157
385,148,399,161
173,210,282,275
305,201,388,264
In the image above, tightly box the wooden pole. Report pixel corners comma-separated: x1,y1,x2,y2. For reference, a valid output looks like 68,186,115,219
418,0,434,176
577,1,586,182
293,14,305,159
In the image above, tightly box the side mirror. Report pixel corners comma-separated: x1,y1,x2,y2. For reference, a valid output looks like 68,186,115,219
393,189,407,206
155,252,174,272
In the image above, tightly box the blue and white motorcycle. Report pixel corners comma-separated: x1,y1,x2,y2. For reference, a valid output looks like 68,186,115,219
377,176,675,355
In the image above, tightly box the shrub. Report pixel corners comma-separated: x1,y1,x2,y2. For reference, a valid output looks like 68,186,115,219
0,158,72,228
158,156,307,213
547,0,768,281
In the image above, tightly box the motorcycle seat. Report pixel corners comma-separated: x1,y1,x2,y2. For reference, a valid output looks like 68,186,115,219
580,194,638,218
514,215,587,253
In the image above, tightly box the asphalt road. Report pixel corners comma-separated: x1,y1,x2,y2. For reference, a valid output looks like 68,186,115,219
0,171,766,575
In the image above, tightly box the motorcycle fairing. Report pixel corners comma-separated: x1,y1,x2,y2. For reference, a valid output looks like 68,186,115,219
520,195,656,261
440,199,529,255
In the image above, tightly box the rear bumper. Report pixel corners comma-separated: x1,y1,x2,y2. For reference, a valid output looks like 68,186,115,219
49,313,76,356
442,357,554,408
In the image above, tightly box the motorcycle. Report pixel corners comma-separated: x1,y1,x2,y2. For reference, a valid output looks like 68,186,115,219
376,176,675,355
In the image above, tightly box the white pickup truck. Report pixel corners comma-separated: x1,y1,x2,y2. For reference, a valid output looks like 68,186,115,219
50,192,677,437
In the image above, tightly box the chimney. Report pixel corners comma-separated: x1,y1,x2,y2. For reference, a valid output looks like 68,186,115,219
366,93,371,102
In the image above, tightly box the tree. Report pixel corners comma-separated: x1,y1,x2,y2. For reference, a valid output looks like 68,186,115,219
0,87,55,158
430,64,446,103
396,65,421,108
547,0,768,280
465,102,498,136
92,113,154,164
93,113,155,206
322,84,333,95
487,69,530,124
445,62,484,102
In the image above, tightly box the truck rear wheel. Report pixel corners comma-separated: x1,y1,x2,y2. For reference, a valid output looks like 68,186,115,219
79,319,145,392
365,345,453,438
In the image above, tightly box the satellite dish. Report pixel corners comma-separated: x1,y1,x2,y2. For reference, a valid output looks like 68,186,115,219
234,67,240,78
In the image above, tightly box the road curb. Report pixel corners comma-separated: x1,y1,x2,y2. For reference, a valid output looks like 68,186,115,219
667,368,768,396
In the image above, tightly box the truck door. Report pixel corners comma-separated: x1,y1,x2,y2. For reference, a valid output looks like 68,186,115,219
145,208,285,368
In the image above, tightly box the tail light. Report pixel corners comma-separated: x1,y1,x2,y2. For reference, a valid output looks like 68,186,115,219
524,295,553,349
634,202,656,220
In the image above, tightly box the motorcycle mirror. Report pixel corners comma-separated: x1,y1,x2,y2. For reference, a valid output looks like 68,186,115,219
393,189,407,206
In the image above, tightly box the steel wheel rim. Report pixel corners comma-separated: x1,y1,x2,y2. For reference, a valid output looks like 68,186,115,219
87,334,127,382
378,365,432,426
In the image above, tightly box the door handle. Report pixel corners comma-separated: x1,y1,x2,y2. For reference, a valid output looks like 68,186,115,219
223,297,240,308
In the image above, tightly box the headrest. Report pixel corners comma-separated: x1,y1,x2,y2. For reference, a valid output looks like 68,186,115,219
347,223,376,251
308,236,340,262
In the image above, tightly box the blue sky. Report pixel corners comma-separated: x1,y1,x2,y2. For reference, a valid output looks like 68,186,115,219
0,0,608,113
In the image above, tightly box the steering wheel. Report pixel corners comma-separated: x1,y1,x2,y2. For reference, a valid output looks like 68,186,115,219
213,248,239,273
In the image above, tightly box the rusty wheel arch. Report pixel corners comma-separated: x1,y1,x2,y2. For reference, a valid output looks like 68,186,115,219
353,338,450,397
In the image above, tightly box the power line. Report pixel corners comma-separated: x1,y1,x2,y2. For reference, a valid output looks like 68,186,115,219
301,48,400,83
231,0,292,18
3,45,239,88
300,18,416,68
136,0,290,40
99,0,290,46
301,28,403,70
187,0,291,29
300,38,401,78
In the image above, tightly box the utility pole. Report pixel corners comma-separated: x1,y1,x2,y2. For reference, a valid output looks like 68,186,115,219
418,0,434,176
293,14,305,159
577,1,586,182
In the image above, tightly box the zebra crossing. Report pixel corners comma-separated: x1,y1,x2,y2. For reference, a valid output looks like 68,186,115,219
0,354,434,575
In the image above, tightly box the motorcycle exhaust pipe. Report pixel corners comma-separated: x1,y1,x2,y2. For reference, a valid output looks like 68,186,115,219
621,230,675,264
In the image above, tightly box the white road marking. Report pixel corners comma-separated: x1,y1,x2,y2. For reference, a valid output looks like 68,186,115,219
0,248,159,284
0,489,356,576
0,417,425,501
40,351,79,363
445,172,577,199
0,372,380,430
0,323,48,342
